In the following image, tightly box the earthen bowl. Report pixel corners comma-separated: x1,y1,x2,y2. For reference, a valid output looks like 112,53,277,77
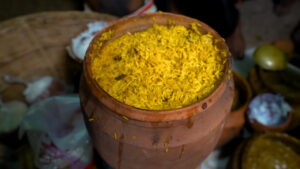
229,133,300,169
248,111,292,133
80,12,233,169
243,133,300,169
217,71,252,147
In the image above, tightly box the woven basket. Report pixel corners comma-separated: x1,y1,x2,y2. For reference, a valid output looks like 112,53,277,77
0,11,116,101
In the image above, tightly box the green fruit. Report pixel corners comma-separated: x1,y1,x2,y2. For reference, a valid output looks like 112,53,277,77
254,44,287,71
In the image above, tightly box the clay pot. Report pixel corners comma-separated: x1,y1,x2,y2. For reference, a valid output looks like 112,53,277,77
217,71,252,147
80,12,233,169
248,111,292,133
229,133,300,169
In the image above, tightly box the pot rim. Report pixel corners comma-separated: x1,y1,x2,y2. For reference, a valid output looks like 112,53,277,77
83,12,232,122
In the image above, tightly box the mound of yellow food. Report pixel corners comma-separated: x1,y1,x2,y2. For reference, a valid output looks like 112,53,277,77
91,23,227,110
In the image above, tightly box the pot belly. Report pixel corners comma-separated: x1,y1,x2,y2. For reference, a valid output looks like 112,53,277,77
80,78,233,169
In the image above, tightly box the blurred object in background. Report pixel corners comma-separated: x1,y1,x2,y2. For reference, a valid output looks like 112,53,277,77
20,95,93,169
85,0,245,59
226,20,245,60
3,75,71,105
229,133,300,169
200,149,229,169
291,21,300,53
155,0,239,38
247,93,292,132
253,42,300,76
0,143,37,169
273,39,295,55
85,0,144,16
0,12,109,102
253,44,287,71
0,98,29,149
66,14,117,62
85,0,157,16
273,0,296,16
251,44,300,101
0,99,28,134
67,21,109,62
155,0,245,59
0,0,84,21
237,0,300,49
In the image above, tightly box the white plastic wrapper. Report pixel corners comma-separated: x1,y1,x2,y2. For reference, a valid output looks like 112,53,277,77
19,95,92,169
67,21,109,62
0,100,28,133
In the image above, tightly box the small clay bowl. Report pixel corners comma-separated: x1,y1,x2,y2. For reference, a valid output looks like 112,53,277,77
217,71,252,147
242,133,300,169
248,110,292,133
229,133,300,169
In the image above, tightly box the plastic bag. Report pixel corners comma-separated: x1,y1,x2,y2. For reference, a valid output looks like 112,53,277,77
19,95,92,169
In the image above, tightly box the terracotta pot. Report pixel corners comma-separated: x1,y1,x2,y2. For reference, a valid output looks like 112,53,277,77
217,71,252,147
80,12,233,169
242,133,300,169
229,133,300,169
248,111,292,133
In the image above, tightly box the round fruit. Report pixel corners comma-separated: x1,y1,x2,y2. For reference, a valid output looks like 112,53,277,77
253,44,287,71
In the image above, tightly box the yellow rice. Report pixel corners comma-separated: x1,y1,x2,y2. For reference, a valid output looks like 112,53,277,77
91,23,227,110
